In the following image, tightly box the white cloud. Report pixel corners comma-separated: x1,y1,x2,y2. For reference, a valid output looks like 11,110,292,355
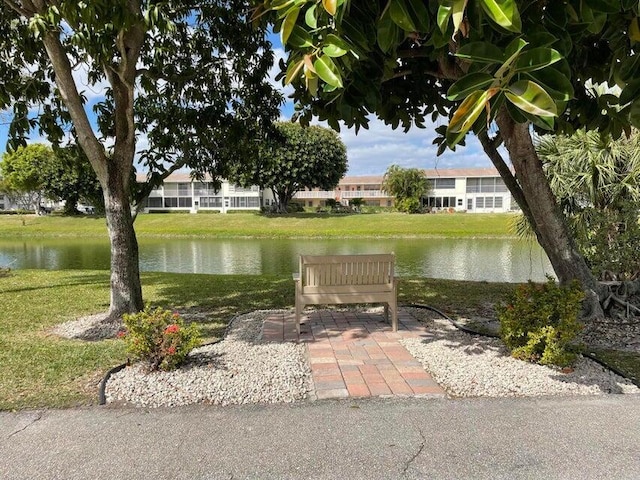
312,116,496,176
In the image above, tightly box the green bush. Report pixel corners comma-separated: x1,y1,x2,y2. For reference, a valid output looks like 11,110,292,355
497,277,584,367
119,306,201,371
396,197,422,213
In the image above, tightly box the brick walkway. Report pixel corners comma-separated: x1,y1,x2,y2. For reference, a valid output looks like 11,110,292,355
261,309,446,400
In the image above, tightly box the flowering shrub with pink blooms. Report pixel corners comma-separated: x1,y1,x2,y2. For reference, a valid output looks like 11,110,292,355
119,306,200,371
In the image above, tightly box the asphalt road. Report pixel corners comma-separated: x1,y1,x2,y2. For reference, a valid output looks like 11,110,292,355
1,395,639,479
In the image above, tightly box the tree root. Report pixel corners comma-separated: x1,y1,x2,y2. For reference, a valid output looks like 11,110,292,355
594,278,640,322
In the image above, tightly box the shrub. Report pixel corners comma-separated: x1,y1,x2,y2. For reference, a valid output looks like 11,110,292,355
395,197,422,213
497,277,584,367
120,306,201,371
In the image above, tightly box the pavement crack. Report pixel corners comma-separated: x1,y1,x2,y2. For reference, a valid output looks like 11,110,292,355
402,426,426,476
7,412,42,439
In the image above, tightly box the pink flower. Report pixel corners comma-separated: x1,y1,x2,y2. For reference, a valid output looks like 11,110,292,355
167,346,176,355
117,330,126,338
164,324,180,335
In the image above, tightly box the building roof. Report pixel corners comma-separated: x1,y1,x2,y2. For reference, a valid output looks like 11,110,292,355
340,167,501,184
138,167,503,185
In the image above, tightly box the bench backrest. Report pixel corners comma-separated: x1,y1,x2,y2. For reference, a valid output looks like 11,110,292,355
299,254,395,290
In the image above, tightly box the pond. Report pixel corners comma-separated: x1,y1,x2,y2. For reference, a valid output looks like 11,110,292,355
0,237,554,283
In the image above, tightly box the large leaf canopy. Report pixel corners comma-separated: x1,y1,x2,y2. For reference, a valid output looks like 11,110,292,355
259,0,639,149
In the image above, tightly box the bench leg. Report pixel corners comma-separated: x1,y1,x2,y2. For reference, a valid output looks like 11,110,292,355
388,301,398,332
295,301,302,337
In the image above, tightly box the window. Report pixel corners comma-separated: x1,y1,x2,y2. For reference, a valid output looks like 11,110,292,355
164,197,178,208
467,198,472,210
495,179,507,192
476,197,484,208
230,197,259,208
178,183,191,196
480,178,496,193
200,197,222,208
433,178,455,189
466,178,480,193
485,196,494,208
494,196,503,208
147,197,162,208
194,182,219,196
163,183,178,196
457,199,463,206
178,197,192,208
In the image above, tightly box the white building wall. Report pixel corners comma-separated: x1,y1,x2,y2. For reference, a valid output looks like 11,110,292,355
142,176,262,214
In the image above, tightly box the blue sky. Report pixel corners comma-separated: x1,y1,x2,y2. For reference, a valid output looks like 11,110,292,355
0,33,493,177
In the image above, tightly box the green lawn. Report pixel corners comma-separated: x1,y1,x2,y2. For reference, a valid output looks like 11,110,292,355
0,269,515,410
0,211,518,238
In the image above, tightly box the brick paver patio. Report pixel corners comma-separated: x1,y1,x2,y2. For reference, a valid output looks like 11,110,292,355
261,309,446,400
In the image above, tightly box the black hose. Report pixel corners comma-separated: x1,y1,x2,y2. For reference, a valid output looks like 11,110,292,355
408,303,640,389
98,363,127,405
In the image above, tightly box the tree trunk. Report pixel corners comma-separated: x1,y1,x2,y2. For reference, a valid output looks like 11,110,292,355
494,110,604,317
102,162,143,318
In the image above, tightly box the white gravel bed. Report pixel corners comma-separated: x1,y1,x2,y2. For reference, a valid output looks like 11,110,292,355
105,310,312,408
401,310,639,398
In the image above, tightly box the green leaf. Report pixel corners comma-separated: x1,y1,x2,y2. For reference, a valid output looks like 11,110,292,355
448,89,491,134
505,80,558,117
587,13,607,34
406,0,430,32
584,0,621,13
305,5,317,29
451,0,468,37
447,73,495,101
619,78,640,105
281,7,300,45
514,48,562,73
456,42,504,64
377,9,401,54
495,38,528,78
389,0,417,32
284,58,304,84
287,26,314,48
322,34,350,57
630,18,640,43
307,75,319,97
314,55,343,88
519,109,555,130
323,44,347,57
525,68,574,101
437,4,452,33
480,0,522,32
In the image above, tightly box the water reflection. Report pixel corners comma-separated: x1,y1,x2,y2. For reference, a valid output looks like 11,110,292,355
0,237,554,282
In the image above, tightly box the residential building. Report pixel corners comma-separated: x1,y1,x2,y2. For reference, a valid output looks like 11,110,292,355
138,173,262,214
46,168,519,214
294,168,517,213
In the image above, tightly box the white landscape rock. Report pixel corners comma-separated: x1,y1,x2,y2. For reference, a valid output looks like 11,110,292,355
100,307,639,407
401,311,639,398
105,310,313,407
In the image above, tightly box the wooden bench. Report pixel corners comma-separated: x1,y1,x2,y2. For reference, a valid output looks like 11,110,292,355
293,254,398,335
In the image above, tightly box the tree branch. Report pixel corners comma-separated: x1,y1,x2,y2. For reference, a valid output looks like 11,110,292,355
40,31,108,180
477,128,534,226
3,0,33,16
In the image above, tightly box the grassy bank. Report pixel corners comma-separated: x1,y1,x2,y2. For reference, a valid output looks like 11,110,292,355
0,212,517,239
0,269,516,410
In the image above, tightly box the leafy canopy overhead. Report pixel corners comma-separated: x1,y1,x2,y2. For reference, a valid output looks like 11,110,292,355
1,0,282,180
260,0,640,150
